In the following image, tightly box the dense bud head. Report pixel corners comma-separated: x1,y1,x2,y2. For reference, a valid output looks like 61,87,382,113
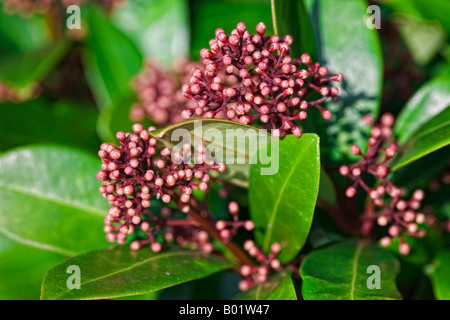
180,23,341,138
228,201,239,215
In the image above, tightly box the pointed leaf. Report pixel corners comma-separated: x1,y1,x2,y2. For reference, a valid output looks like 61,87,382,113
40,246,231,300
300,241,402,300
392,106,450,170
249,134,320,263
394,76,450,145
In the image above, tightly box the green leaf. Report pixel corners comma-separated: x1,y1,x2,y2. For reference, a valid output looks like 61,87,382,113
189,0,273,58
0,234,64,300
112,0,189,64
0,145,109,256
300,241,402,300
249,134,320,263
394,76,450,145
235,272,297,300
0,40,69,92
303,0,383,164
151,119,272,188
271,0,316,59
83,5,142,111
40,246,231,300
0,98,101,153
392,106,450,170
426,251,450,300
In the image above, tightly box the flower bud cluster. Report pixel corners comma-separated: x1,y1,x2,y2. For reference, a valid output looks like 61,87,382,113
181,22,343,137
340,114,430,255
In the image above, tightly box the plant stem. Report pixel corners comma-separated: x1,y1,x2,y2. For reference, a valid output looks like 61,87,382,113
173,197,255,266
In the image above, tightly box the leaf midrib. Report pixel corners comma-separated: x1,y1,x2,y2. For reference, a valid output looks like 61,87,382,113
262,140,310,252
45,251,215,299
350,242,364,300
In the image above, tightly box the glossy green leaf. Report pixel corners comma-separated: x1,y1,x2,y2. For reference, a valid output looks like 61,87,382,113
391,146,450,189
0,234,64,300
189,0,273,58
0,40,69,92
41,246,232,300
392,107,450,170
303,0,382,163
235,272,297,300
394,76,450,145
0,145,109,256
271,0,316,58
112,0,189,64
0,98,101,153
249,134,320,263
300,241,402,300
83,5,142,111
152,119,273,188
426,251,450,300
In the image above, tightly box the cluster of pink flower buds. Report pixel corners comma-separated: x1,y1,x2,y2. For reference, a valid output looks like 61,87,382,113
339,113,429,255
238,241,283,291
130,59,198,126
96,123,226,252
181,22,343,137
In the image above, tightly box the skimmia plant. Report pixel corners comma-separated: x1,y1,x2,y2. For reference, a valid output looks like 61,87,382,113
1,0,450,301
